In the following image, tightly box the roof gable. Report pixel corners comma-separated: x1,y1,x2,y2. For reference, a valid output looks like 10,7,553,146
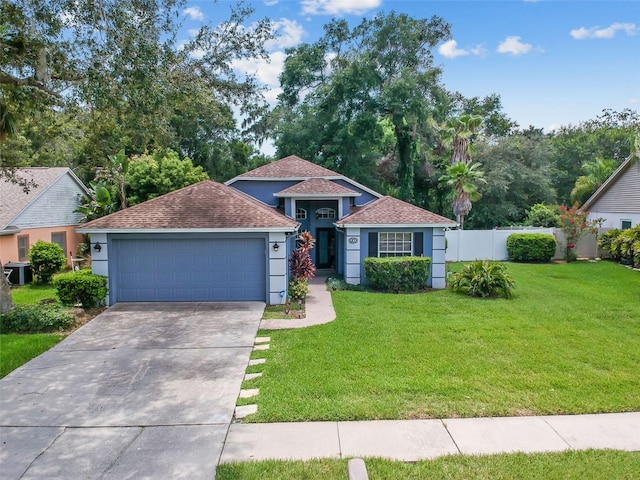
275,178,360,197
234,155,340,179
78,180,299,231
0,168,86,230
337,196,455,227
581,155,640,213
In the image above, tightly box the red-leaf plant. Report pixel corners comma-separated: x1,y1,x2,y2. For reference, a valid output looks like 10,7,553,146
289,231,316,281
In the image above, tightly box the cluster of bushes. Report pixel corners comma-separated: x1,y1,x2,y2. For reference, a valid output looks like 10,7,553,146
598,225,640,268
364,256,431,293
506,233,557,263
53,270,108,307
0,304,74,333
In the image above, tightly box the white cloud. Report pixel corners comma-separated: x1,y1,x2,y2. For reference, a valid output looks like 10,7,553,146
264,0,279,5
630,98,640,104
232,51,286,88
301,0,381,16
438,39,487,59
570,22,637,40
183,6,204,21
439,40,469,59
265,18,306,51
497,36,542,55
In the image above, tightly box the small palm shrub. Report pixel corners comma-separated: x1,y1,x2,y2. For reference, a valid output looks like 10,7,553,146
449,260,515,299
597,229,622,259
507,233,556,263
610,225,640,266
29,240,66,283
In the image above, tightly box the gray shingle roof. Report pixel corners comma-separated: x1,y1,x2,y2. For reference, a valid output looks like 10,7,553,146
79,180,299,230
235,155,340,178
275,178,360,197
0,168,74,230
337,196,455,226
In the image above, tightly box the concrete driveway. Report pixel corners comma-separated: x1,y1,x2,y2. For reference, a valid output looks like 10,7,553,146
0,302,264,480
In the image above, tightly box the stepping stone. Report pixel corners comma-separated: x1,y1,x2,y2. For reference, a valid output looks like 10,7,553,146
253,344,270,351
235,405,257,419
249,358,266,366
239,388,259,398
255,336,271,344
244,372,263,381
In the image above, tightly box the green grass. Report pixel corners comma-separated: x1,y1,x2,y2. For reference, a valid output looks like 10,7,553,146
217,450,640,480
0,333,65,378
262,303,306,320
243,261,640,421
10,283,59,305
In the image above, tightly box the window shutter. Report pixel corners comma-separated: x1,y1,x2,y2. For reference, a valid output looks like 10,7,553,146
368,232,378,257
414,232,423,256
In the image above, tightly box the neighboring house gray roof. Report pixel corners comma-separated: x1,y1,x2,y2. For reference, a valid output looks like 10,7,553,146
336,196,455,227
581,155,640,214
274,178,361,198
78,180,299,232
0,167,87,233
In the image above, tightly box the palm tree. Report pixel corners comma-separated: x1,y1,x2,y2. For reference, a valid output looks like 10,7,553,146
436,114,484,165
570,158,618,205
441,161,487,229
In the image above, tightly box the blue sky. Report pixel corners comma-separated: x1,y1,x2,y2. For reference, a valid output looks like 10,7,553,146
182,0,640,133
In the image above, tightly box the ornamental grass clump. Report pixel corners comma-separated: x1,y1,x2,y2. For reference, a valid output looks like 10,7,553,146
449,260,515,299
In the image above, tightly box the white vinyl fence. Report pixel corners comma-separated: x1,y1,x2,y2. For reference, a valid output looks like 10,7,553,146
445,227,600,262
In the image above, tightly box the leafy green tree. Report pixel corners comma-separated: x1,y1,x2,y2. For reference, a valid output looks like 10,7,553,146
570,158,618,205
275,13,451,202
441,161,486,229
126,149,209,205
29,240,65,283
524,204,560,228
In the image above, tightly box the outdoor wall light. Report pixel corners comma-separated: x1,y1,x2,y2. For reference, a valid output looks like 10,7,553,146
273,242,280,252
93,242,102,252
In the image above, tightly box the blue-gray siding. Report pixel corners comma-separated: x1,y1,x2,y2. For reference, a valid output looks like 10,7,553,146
590,161,640,214
112,237,266,302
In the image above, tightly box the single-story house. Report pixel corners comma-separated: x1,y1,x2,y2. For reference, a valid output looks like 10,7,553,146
1,168,88,269
79,155,455,305
581,155,640,230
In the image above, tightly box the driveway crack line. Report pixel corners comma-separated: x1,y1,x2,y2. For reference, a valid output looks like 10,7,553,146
440,419,462,455
542,417,573,450
18,426,66,480
100,426,144,480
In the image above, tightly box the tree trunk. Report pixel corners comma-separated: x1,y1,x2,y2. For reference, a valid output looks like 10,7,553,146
0,258,14,314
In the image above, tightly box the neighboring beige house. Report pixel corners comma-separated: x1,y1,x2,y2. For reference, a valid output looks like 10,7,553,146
1,168,88,267
581,155,640,230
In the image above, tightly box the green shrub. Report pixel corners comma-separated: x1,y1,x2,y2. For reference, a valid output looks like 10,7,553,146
288,278,308,301
364,256,431,293
524,203,559,227
610,225,640,265
449,260,515,299
0,304,74,333
597,229,622,259
53,270,108,307
506,233,557,263
29,240,66,283
326,276,365,292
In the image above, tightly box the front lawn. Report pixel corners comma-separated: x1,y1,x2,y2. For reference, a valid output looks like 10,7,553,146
10,283,59,304
217,450,640,480
0,333,64,378
242,261,640,421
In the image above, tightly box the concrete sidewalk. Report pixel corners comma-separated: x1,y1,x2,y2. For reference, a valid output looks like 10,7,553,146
220,412,640,463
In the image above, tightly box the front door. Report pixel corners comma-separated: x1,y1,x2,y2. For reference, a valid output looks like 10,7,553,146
316,228,335,269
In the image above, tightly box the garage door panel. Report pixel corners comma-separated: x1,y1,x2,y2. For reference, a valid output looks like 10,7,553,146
114,238,265,302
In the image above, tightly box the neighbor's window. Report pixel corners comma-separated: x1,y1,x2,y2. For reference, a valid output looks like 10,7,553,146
621,220,632,230
296,208,307,220
379,232,413,257
51,232,67,258
17,235,29,261
315,207,335,219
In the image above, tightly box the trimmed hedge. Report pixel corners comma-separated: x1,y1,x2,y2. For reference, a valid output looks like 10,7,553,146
506,233,556,263
53,270,108,307
364,256,431,293
0,304,74,333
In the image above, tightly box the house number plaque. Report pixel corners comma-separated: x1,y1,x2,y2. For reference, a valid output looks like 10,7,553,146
348,237,358,244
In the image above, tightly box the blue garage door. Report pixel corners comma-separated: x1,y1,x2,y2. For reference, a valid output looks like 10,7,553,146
114,238,266,302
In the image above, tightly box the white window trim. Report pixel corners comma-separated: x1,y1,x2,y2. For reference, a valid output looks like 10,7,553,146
378,232,413,257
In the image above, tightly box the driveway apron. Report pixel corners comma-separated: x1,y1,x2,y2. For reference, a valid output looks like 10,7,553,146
0,302,263,480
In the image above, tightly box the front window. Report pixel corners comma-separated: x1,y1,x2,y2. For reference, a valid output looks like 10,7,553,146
315,207,335,219
51,232,68,258
379,232,413,257
296,208,307,220
18,235,29,261
621,220,632,230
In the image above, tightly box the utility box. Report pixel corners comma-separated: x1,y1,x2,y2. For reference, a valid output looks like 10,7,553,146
4,262,33,286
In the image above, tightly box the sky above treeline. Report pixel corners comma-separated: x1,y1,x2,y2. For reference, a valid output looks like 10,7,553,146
181,0,640,132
